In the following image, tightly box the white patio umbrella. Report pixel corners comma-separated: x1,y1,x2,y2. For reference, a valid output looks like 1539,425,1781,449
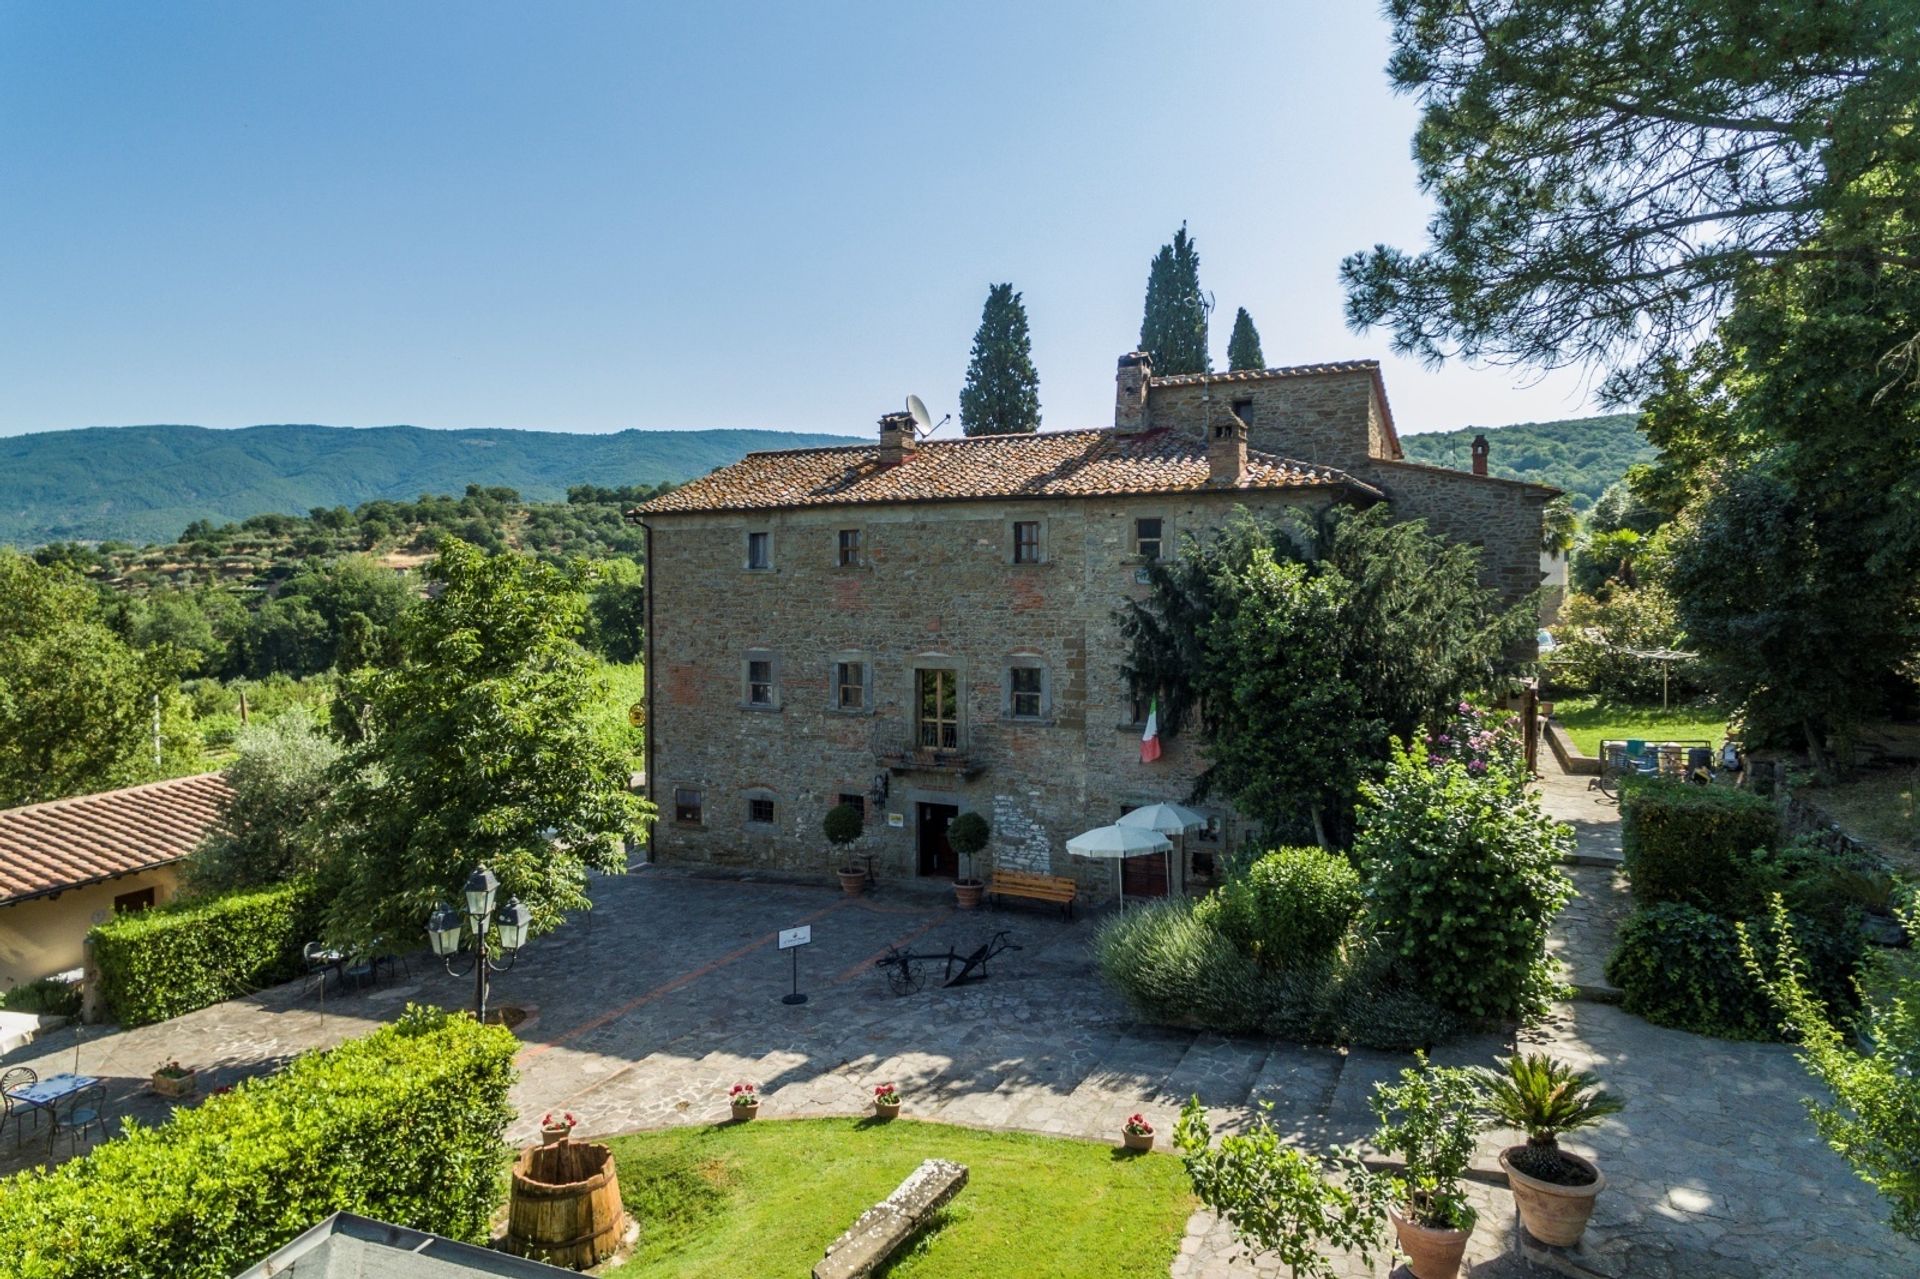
1065,823,1173,910
1115,803,1206,835
1116,802,1204,900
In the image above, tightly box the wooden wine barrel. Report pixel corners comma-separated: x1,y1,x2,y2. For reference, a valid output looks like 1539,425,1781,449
506,1138,628,1269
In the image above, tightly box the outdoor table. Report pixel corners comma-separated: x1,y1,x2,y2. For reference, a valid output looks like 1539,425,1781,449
4,1072,100,1155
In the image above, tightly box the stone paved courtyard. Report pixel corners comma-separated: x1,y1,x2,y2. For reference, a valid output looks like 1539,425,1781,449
2,761,1915,1277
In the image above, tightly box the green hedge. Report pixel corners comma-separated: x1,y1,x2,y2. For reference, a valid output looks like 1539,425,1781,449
0,1005,516,1279
1619,779,1780,914
1605,901,1863,1041
90,881,320,1027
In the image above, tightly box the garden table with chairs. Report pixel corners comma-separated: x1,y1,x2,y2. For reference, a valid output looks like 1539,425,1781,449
2,1070,104,1155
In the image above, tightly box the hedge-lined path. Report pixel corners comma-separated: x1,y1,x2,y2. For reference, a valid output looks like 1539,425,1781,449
3,783,1915,1276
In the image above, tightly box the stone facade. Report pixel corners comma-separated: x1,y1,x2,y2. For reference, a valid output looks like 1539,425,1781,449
637,353,1553,901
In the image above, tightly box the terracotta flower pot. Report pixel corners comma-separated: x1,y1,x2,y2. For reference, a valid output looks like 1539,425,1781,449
540,1124,573,1146
874,1100,901,1120
731,1101,758,1122
1501,1146,1605,1248
953,879,984,910
1121,1129,1153,1151
837,868,867,897
151,1069,196,1099
1388,1201,1472,1279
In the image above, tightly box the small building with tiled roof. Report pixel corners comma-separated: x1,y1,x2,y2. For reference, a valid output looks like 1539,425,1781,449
629,350,1553,903
0,773,230,989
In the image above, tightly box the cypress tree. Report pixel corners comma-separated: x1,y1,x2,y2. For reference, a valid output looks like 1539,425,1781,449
1139,222,1209,375
1226,307,1265,371
958,283,1041,436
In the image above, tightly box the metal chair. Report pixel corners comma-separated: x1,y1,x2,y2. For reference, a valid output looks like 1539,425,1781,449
58,1084,109,1154
0,1066,38,1147
370,951,411,985
302,941,338,999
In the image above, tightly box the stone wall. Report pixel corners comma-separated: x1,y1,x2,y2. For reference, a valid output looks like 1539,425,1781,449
1142,369,1383,472
1357,459,1553,606
643,491,1332,902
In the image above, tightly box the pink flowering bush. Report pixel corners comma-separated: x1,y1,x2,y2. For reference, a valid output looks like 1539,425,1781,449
1426,701,1526,788
1124,1113,1154,1136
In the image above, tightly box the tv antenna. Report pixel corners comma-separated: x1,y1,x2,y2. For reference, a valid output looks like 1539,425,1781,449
906,394,950,439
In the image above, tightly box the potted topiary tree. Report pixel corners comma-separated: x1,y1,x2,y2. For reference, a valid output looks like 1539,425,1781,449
1370,1054,1483,1279
824,803,866,896
1477,1053,1623,1248
947,811,989,909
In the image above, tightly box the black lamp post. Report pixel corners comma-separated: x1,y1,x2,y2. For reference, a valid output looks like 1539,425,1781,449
426,866,532,1023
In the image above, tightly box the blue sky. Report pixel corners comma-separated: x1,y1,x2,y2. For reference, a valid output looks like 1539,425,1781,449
0,2,1603,439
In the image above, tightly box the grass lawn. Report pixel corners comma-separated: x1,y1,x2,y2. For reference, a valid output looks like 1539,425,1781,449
601,1118,1195,1279
1549,694,1727,757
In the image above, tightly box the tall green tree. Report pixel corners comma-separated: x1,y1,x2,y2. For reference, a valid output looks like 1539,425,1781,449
1226,307,1265,371
0,550,186,807
958,283,1041,436
585,557,647,663
1642,213,1920,768
1120,508,1529,844
1343,0,1920,394
187,713,341,893
1140,222,1210,375
322,540,653,949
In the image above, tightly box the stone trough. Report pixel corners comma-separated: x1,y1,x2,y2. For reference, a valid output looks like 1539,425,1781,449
812,1158,968,1279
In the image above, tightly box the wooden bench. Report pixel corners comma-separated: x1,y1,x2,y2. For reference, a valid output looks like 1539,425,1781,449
985,870,1077,919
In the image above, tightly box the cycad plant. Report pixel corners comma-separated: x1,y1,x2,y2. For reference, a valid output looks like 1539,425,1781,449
1477,1053,1623,1184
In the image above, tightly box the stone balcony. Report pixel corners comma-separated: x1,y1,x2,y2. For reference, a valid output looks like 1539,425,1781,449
873,724,986,778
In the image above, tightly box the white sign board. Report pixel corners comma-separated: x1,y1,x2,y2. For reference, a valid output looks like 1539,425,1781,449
887,812,905,828
778,925,812,951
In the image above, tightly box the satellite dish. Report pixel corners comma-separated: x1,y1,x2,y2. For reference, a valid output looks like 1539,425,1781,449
906,394,934,436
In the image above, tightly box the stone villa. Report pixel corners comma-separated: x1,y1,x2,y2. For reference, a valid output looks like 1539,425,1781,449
631,352,1553,904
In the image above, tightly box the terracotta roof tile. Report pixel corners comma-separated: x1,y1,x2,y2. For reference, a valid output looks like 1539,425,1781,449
0,774,231,905
635,428,1382,516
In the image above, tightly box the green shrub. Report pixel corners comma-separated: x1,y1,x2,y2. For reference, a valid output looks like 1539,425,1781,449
0,1006,516,1279
1619,778,1779,913
1605,901,1864,1041
1357,743,1573,1020
1095,902,1458,1049
91,881,319,1027
1094,900,1273,1033
0,976,82,1017
1207,847,1363,972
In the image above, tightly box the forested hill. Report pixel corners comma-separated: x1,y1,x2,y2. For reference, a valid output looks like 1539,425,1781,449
0,423,859,545
1399,413,1649,510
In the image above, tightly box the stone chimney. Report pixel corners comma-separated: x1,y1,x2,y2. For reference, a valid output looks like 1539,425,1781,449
878,412,917,467
1208,408,1248,486
1114,350,1153,434
1471,434,1489,476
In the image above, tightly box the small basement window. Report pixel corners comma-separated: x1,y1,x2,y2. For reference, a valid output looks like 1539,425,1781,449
1134,517,1164,561
747,796,776,825
836,661,866,710
674,787,704,823
747,659,774,706
1013,521,1041,564
1010,667,1044,719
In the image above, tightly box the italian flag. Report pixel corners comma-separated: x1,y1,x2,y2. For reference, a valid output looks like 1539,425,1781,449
1140,698,1162,763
